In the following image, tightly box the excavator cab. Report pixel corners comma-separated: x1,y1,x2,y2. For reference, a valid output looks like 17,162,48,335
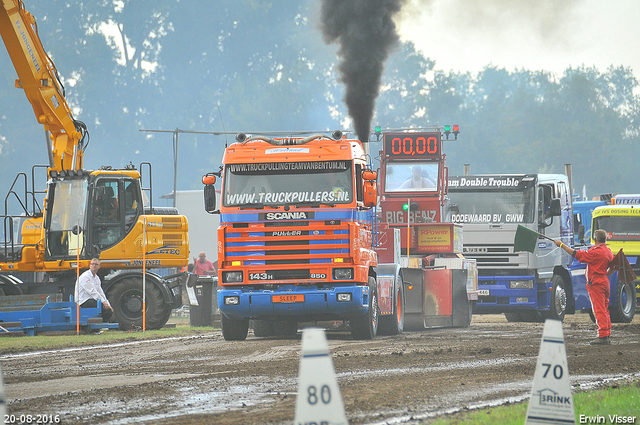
44,173,143,261
44,175,89,259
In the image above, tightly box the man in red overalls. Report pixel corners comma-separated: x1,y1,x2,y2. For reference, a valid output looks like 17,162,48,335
555,229,614,345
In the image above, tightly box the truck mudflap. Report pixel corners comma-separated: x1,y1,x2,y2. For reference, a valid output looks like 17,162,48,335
376,263,402,316
403,267,471,330
161,271,189,309
217,284,370,319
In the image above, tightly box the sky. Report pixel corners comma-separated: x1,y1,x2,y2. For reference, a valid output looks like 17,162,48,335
397,0,640,83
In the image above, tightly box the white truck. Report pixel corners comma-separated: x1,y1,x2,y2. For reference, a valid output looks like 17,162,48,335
446,173,634,323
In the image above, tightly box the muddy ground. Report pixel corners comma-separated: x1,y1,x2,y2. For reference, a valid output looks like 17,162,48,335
2,313,640,424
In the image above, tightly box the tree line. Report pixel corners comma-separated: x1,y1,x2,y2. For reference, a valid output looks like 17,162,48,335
0,0,637,213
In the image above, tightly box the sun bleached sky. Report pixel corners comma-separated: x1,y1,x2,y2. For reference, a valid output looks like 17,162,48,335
397,0,640,82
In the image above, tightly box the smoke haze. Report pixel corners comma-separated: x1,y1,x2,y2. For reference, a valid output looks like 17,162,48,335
397,0,580,43
320,0,406,142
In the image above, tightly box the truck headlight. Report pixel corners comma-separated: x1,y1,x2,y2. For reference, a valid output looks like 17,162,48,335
510,280,534,289
224,296,240,305
333,268,353,280
337,293,352,302
223,271,243,283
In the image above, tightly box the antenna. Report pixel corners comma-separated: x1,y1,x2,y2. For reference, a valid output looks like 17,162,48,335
217,103,229,148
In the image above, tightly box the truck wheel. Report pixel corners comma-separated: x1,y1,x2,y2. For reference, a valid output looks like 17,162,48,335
350,277,379,340
378,275,405,336
221,313,249,341
108,277,167,330
159,307,173,328
523,311,545,322
505,311,543,322
504,312,522,322
273,320,298,337
0,275,23,295
545,275,567,322
609,280,637,323
252,319,274,337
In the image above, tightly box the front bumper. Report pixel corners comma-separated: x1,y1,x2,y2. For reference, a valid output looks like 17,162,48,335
474,275,551,313
218,284,370,320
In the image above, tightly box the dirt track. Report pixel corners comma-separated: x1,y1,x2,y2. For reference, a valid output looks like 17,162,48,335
2,313,640,424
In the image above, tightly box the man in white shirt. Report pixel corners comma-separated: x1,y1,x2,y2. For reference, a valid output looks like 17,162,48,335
76,258,114,322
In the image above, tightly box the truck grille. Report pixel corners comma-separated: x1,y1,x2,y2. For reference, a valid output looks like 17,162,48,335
223,220,350,278
462,245,521,269
265,269,311,280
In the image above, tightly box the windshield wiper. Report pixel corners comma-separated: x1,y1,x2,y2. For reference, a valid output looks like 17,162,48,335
236,203,268,210
294,201,336,208
233,203,278,210
234,201,337,210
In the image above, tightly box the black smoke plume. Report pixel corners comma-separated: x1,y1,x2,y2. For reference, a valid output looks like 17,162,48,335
320,0,405,142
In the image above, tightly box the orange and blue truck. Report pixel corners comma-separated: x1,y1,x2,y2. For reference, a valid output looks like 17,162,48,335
203,128,477,340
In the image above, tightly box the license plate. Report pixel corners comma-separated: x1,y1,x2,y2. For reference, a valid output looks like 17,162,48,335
478,289,490,296
272,294,305,303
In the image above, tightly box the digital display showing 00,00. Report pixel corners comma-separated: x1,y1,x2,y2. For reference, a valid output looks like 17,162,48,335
383,133,441,158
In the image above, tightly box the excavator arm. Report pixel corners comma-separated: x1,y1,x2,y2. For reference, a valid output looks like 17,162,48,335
0,0,87,173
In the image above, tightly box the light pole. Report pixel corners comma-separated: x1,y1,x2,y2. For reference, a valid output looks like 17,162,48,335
139,128,225,207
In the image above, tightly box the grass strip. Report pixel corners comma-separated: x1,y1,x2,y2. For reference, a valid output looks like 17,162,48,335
0,321,214,355
429,380,640,424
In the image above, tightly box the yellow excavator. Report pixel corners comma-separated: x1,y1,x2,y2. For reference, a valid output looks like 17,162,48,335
0,0,190,329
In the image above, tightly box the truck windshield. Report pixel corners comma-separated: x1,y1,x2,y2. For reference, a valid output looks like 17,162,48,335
384,162,438,192
447,188,536,224
593,216,640,242
223,160,354,207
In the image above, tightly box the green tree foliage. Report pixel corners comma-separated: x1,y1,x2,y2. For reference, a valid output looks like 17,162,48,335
0,0,638,215
383,62,640,196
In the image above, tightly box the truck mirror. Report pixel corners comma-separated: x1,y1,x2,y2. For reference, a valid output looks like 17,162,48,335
577,224,585,244
202,174,216,185
204,185,217,213
550,198,561,216
363,180,377,208
362,170,377,181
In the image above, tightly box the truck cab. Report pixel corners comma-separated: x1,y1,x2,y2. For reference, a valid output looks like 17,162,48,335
572,198,606,246
591,195,640,314
378,132,450,249
375,128,477,330
447,174,573,321
204,132,381,341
